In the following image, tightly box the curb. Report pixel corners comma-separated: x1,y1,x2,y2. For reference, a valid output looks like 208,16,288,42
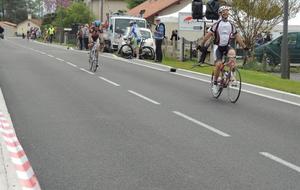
0,87,41,190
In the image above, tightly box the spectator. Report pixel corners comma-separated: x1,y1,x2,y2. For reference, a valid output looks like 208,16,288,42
255,33,264,46
264,32,272,43
48,25,55,43
77,25,84,50
83,24,89,50
154,18,166,63
170,30,179,41
0,25,4,39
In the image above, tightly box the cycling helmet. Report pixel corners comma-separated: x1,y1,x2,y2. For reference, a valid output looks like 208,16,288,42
129,20,136,26
218,6,230,13
94,20,101,27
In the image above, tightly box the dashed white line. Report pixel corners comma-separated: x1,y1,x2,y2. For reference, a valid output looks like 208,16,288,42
260,152,300,173
98,76,120,86
172,111,231,137
128,90,160,105
55,58,64,62
47,54,54,58
66,62,77,67
80,68,94,75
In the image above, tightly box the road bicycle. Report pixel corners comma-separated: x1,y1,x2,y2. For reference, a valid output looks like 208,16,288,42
88,42,99,72
118,38,155,60
210,49,242,103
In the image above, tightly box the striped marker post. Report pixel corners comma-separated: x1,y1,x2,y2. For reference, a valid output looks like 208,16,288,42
0,112,41,190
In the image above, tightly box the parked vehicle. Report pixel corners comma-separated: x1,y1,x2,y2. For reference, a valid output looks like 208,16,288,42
255,32,300,66
107,14,147,51
119,27,155,51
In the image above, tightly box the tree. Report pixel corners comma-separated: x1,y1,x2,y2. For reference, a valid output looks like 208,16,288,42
44,0,71,13
227,0,300,49
53,2,94,27
126,0,146,9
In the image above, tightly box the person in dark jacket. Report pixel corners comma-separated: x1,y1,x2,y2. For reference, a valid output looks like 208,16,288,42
153,18,166,63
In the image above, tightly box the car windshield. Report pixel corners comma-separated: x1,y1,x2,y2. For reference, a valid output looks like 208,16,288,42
114,19,146,35
140,30,151,39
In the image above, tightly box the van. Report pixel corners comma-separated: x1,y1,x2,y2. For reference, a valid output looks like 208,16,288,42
255,32,300,66
107,14,148,51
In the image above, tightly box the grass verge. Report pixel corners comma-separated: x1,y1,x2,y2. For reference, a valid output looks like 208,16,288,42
161,57,300,95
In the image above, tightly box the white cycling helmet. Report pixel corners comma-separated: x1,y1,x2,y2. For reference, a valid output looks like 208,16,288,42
218,6,230,13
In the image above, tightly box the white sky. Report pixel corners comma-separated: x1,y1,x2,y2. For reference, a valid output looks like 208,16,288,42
166,3,300,26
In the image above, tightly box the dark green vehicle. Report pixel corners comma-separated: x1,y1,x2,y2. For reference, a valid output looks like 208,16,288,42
255,32,300,66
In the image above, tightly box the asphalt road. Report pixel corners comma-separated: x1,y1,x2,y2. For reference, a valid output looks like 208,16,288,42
0,38,300,190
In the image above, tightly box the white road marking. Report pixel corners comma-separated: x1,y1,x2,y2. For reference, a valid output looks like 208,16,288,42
98,76,120,86
173,111,231,137
55,58,64,62
47,54,54,58
104,54,167,72
80,68,94,75
66,62,77,67
172,73,300,107
128,90,160,105
243,89,300,107
260,152,300,173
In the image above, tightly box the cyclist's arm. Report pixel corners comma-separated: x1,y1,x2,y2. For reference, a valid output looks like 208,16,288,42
235,33,247,49
200,31,214,47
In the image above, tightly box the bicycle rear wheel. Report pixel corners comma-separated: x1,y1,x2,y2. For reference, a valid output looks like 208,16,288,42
119,44,133,59
210,71,223,98
227,68,242,103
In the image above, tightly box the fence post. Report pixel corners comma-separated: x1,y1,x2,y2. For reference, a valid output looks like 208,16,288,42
64,32,68,45
172,38,176,58
189,41,193,60
180,37,185,61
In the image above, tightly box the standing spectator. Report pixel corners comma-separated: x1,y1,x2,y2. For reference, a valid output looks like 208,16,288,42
83,24,89,50
170,30,179,41
154,18,165,63
48,25,55,43
264,32,272,43
77,25,84,50
0,25,4,39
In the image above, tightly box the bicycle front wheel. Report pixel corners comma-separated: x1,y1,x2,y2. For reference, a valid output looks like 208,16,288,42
91,52,99,72
227,68,242,103
89,51,93,71
140,46,155,60
119,44,133,59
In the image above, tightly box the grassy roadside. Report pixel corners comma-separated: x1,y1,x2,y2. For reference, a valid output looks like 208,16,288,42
161,57,300,95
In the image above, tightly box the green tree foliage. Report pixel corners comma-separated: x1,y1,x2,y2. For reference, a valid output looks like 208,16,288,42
126,0,147,9
52,2,94,27
1,0,27,23
227,0,300,49
0,0,44,23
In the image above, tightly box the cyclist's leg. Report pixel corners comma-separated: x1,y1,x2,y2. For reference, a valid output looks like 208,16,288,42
213,47,224,83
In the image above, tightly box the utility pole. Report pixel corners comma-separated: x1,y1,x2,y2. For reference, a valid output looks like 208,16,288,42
281,0,289,79
100,0,104,22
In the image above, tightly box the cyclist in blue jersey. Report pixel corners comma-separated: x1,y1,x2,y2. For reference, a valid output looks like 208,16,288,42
128,20,141,58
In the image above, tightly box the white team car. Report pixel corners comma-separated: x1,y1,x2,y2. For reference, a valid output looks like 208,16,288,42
119,27,156,51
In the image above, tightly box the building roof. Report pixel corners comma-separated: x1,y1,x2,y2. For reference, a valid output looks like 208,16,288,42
0,21,17,27
127,0,181,19
18,19,42,27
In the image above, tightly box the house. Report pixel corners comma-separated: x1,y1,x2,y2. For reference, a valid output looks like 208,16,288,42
128,0,190,23
0,21,17,37
17,18,42,36
127,0,191,39
84,0,128,22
